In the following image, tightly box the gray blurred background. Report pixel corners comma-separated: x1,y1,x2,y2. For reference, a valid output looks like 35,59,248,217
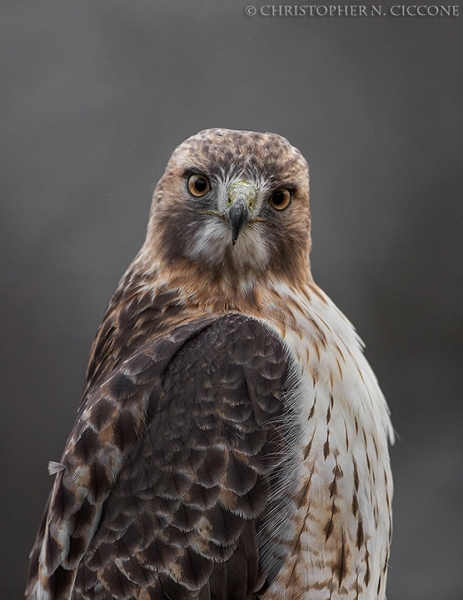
1,1,462,598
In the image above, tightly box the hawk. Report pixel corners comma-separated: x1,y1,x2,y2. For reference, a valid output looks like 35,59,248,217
26,129,393,600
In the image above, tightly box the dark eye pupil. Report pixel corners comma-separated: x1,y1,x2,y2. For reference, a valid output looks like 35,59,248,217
194,177,208,192
272,191,285,205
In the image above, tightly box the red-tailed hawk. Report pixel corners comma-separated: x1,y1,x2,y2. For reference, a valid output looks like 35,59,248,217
26,129,393,600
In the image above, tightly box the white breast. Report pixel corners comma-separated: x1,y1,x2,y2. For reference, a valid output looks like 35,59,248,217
259,283,393,600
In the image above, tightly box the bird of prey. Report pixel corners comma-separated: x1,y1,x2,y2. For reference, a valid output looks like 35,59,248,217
26,129,393,600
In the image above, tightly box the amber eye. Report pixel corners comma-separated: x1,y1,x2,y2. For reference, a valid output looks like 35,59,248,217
187,174,211,197
269,188,291,210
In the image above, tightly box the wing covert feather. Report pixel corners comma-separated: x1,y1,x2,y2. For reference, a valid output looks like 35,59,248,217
26,314,295,600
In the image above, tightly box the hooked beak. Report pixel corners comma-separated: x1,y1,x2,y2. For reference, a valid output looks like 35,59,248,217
226,181,257,245
228,198,248,246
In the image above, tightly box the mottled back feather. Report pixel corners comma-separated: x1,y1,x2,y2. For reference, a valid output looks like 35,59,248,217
27,315,297,600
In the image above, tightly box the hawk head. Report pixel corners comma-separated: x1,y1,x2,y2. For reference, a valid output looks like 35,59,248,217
142,129,312,294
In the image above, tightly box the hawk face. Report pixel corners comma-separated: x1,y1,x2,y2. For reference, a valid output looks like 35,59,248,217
145,129,312,292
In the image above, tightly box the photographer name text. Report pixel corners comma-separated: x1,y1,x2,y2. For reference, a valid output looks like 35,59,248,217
245,4,460,16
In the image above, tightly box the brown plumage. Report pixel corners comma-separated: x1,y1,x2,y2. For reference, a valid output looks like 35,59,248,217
26,129,393,600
